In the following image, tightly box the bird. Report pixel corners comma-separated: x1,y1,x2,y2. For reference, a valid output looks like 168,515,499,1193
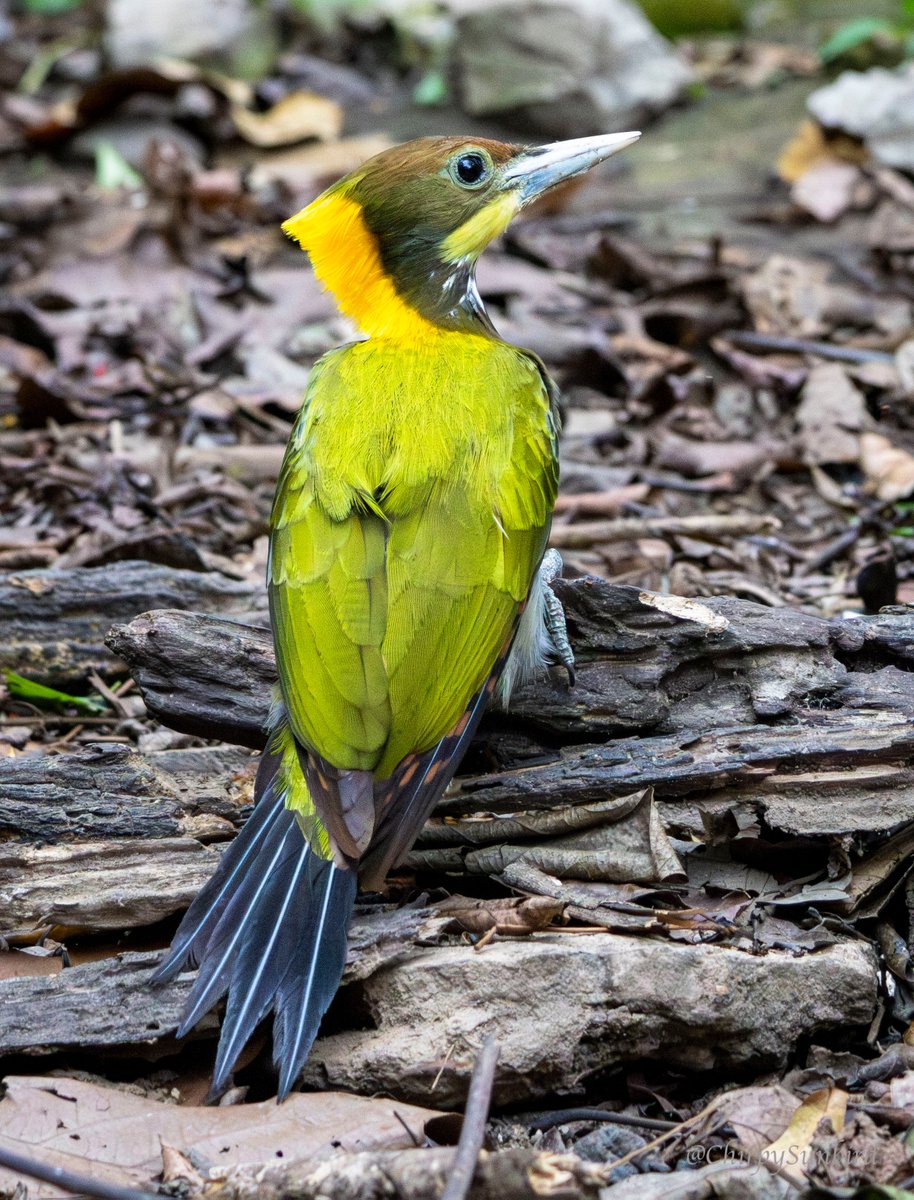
154,129,640,1100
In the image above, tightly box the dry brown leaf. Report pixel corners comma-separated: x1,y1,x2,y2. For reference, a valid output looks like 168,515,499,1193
232,91,342,148
435,895,564,936
712,1085,801,1154
762,1086,847,1182
792,161,864,223
860,431,914,502
777,118,869,183
0,1076,441,1198
249,134,391,194
795,363,867,466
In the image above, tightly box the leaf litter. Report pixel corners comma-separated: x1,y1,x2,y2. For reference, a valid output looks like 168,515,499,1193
3,3,914,1198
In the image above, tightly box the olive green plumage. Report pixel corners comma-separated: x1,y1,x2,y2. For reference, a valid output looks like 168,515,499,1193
269,336,558,780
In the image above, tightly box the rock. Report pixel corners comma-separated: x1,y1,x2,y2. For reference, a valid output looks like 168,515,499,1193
105,0,276,74
807,65,914,172
449,0,691,135
304,934,878,1107
71,119,206,171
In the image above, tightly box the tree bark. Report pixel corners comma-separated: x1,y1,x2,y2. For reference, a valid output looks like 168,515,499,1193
1,561,265,686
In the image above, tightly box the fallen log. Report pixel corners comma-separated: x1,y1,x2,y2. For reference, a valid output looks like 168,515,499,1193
0,561,265,686
209,1147,604,1200
0,907,436,1058
0,744,253,935
107,578,914,836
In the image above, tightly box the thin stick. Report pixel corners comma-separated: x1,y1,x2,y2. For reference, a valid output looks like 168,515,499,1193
528,1107,677,1134
440,1035,500,1200
0,1143,158,1200
549,512,778,549
723,330,895,366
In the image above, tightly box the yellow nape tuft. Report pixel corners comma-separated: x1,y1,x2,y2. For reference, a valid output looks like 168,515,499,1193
441,192,520,264
283,189,439,343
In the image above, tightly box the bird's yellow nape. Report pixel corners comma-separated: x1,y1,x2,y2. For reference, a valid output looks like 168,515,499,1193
283,189,440,343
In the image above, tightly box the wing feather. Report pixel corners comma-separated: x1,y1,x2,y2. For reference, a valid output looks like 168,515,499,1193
269,339,558,786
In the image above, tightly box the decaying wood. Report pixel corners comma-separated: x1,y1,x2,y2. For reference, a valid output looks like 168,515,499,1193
108,610,274,749
0,744,254,935
0,907,434,1059
208,1148,603,1200
107,577,914,837
1,561,265,686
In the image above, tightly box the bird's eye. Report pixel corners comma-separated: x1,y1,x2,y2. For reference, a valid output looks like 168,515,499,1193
450,151,491,188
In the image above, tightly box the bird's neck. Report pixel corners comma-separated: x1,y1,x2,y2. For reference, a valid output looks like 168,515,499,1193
284,190,494,345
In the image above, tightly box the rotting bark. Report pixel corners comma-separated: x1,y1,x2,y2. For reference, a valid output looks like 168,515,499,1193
0,561,266,686
0,907,436,1058
106,576,914,836
207,1147,604,1200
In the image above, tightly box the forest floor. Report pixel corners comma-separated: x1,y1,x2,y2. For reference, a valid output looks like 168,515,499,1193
2,4,914,1199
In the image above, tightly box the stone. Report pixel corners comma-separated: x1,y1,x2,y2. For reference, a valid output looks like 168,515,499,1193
450,0,692,136
304,934,878,1107
105,0,275,75
807,65,914,173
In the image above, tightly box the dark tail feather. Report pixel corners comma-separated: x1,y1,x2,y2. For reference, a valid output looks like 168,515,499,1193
154,742,357,1098
273,860,357,1098
153,746,285,984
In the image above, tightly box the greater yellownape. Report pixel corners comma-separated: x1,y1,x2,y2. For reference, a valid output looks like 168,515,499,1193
155,130,641,1099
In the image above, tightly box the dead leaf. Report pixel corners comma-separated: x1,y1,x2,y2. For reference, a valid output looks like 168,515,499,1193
232,91,342,148
792,161,865,223
778,118,869,183
468,788,685,885
796,363,867,465
860,431,914,502
0,1076,441,1198
435,895,564,936
762,1086,847,1182
712,1085,801,1154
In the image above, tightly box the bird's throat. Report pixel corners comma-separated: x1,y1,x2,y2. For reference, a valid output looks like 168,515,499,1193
283,190,489,344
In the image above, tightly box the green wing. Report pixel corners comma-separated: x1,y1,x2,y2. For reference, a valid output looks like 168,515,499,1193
268,343,557,779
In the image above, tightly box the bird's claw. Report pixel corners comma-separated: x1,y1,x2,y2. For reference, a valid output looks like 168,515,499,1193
539,549,575,686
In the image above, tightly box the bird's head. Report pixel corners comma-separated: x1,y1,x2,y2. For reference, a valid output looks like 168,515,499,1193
283,132,639,341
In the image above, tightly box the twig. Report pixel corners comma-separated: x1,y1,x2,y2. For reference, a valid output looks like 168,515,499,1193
722,330,895,366
528,1107,678,1134
0,715,116,726
553,485,650,516
0,1143,158,1200
440,1035,500,1200
549,513,778,549
88,671,130,719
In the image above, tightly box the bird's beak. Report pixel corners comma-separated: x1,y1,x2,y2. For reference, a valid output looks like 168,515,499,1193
502,131,641,203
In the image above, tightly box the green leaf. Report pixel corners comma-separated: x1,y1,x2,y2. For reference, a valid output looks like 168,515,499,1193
21,0,83,13
892,525,914,537
412,69,448,107
4,670,107,714
93,141,143,192
819,17,898,62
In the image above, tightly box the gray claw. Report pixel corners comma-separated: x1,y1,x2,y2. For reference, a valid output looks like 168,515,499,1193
540,549,575,686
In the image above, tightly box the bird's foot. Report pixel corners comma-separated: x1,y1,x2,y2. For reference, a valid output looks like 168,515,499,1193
539,548,575,686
